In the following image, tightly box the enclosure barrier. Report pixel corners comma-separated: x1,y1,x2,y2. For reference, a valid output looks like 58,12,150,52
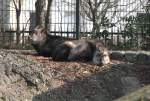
110,51,150,64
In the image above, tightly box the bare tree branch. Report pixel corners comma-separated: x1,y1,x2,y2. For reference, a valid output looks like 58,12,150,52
12,0,17,10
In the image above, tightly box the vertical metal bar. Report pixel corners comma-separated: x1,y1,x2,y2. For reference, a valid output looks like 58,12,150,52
76,0,80,39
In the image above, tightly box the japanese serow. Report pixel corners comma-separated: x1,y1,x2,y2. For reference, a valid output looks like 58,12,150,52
29,26,110,65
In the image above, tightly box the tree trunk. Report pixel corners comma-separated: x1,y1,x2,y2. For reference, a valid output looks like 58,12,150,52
92,20,100,38
45,0,53,30
92,15,97,38
13,0,21,45
16,14,21,45
35,0,46,27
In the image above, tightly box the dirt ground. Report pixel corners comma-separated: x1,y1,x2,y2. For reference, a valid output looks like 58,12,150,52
26,53,150,85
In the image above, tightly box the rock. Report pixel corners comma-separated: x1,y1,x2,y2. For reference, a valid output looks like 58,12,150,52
124,52,137,63
121,77,141,94
114,85,150,101
136,53,150,64
0,50,48,101
110,51,125,61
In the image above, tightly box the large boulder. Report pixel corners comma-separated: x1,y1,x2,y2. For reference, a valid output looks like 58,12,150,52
114,85,150,101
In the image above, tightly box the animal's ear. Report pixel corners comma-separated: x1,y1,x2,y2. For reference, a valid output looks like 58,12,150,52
96,42,103,48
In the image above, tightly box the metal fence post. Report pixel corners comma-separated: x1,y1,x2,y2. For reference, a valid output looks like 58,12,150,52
76,0,80,39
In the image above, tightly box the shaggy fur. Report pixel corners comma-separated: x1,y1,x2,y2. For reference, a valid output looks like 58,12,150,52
29,26,110,65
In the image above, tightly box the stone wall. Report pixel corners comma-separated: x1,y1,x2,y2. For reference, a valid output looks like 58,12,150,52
110,51,150,64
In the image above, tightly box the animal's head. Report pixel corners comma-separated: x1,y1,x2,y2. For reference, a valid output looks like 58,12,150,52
93,42,110,65
96,42,108,55
29,26,47,45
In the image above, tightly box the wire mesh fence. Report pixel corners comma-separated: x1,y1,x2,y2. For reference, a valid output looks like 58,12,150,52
0,0,150,50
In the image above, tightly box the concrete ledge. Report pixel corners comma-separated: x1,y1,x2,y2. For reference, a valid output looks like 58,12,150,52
110,51,150,64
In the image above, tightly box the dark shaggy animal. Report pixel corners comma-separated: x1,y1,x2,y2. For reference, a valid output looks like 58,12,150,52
29,26,110,65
